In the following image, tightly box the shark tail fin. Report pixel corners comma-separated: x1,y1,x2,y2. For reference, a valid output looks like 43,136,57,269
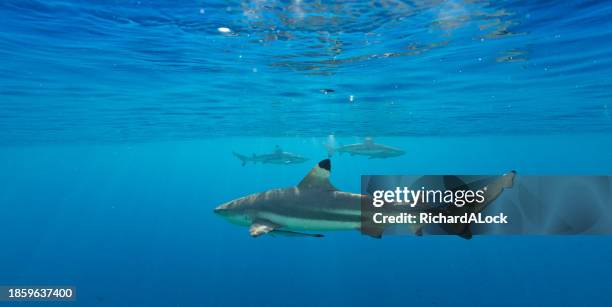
435,175,475,239
442,217,473,239
233,152,249,166
431,206,473,239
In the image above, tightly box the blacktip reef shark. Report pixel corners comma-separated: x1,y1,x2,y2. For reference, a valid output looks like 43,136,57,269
214,159,516,239
325,137,405,159
233,145,309,166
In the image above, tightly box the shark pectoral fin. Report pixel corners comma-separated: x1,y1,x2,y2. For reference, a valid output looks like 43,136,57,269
270,230,324,238
249,221,277,237
297,159,337,191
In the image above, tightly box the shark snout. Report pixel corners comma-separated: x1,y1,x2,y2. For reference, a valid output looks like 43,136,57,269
214,200,252,226
214,203,230,215
214,200,243,216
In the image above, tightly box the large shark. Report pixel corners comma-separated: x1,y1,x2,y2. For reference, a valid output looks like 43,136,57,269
326,137,405,159
215,159,359,237
214,159,516,238
233,145,309,166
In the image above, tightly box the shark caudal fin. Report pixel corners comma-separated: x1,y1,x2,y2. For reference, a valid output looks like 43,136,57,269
436,175,478,239
232,152,249,166
434,172,516,239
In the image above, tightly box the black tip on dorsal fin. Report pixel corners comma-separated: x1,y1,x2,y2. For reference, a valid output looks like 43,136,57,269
318,159,331,171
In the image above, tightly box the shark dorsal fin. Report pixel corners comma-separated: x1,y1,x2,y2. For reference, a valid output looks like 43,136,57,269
298,159,336,191
364,137,374,146
274,145,282,154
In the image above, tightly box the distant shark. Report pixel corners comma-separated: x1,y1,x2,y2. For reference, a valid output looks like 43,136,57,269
233,146,309,166
214,159,515,238
325,137,405,159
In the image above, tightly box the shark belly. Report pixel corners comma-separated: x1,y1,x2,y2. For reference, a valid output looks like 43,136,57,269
258,211,360,231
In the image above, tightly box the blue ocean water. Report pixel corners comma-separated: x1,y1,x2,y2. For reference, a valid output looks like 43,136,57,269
1,1,612,306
